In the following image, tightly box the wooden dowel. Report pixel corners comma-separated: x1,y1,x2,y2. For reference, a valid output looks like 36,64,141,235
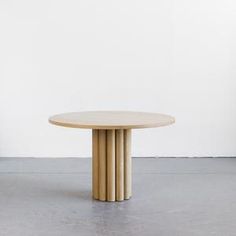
98,130,107,201
124,129,132,199
106,130,116,201
92,129,99,199
115,129,124,201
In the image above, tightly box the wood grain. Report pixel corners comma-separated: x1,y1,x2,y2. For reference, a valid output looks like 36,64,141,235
124,129,132,199
106,130,116,201
92,129,99,199
115,130,124,201
98,130,106,201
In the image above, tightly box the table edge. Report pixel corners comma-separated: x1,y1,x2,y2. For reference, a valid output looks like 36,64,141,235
48,117,175,130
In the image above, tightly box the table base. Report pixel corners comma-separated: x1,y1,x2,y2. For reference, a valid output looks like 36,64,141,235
92,129,132,201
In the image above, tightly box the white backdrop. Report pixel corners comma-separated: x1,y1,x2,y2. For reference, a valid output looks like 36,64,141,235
0,0,236,157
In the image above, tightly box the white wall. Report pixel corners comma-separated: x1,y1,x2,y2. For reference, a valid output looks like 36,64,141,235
0,0,236,157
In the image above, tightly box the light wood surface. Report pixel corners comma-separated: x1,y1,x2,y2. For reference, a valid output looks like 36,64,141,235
98,130,106,201
49,111,175,130
115,130,124,201
92,129,132,202
92,129,99,199
106,130,116,201
124,129,132,200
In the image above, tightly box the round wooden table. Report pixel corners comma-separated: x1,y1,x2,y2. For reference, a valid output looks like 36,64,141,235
49,111,175,202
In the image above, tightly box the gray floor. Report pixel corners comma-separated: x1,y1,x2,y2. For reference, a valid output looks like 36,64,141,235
1,158,236,236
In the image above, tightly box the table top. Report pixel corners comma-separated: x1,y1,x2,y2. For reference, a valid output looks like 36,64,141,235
49,111,175,130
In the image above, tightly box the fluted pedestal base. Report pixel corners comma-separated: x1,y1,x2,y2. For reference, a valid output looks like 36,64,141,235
92,129,132,201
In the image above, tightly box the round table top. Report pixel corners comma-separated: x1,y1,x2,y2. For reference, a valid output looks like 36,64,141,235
49,111,175,130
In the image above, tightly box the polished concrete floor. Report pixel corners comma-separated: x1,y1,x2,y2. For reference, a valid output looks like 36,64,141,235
0,157,236,236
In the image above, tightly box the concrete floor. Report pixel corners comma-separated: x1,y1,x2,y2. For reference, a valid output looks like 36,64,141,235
0,158,236,236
